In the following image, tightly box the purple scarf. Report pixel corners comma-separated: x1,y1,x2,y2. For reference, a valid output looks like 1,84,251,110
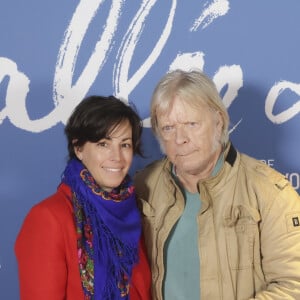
61,159,141,300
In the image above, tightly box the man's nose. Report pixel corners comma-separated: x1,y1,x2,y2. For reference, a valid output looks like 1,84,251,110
175,125,189,144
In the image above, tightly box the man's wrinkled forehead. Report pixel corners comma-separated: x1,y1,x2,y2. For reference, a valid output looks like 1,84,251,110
157,96,210,124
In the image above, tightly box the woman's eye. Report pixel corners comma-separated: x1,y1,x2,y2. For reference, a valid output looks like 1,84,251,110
97,141,108,147
122,143,132,148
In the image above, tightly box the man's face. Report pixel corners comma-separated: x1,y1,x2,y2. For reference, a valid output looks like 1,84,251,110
157,96,223,178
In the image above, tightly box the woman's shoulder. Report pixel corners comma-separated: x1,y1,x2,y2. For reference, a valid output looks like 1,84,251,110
15,183,76,256
26,183,73,224
36,183,72,209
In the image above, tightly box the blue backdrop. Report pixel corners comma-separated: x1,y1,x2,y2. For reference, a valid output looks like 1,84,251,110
1,1,300,298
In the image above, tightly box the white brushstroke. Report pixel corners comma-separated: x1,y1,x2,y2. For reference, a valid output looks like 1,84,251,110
54,0,124,123
190,0,230,31
113,0,177,99
213,64,243,133
229,118,242,135
169,52,205,71
265,81,300,124
213,64,243,108
0,58,30,127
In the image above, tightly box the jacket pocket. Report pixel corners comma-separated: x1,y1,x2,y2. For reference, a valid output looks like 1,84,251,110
224,205,260,270
139,198,156,217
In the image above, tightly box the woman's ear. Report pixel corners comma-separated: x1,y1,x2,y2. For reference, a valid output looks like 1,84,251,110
73,140,83,160
74,146,83,160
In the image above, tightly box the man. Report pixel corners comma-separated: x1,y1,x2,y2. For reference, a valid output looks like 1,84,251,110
134,69,300,299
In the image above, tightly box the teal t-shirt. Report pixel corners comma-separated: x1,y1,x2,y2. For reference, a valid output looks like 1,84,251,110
163,156,223,299
163,190,201,299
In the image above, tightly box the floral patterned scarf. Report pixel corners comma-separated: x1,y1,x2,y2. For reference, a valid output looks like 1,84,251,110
61,159,141,300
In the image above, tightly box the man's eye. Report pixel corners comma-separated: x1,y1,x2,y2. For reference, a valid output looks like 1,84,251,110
187,122,198,127
162,125,173,132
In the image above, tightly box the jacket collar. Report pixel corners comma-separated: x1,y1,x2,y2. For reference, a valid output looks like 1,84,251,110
225,142,237,167
163,142,237,175
162,142,238,192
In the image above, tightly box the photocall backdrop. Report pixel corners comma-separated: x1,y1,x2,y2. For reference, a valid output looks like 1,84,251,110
1,0,300,298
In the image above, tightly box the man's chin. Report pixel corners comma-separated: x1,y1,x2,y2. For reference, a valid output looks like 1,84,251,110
176,162,197,174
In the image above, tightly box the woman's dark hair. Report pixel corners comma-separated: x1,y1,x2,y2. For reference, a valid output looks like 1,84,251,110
65,95,143,160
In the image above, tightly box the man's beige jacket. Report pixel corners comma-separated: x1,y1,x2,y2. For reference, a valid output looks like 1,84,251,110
134,143,300,300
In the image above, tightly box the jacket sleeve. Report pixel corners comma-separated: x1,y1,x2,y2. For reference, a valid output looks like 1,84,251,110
253,182,300,299
15,204,67,300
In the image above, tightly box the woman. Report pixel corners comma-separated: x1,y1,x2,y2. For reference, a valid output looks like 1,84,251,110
15,95,151,300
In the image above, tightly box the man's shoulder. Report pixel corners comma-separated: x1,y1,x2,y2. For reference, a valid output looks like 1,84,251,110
134,158,169,192
135,158,167,178
239,152,289,190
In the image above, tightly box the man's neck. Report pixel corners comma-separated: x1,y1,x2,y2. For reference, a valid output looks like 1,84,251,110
175,148,222,193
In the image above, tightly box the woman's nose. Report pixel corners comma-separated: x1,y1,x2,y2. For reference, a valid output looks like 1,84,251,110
110,145,122,161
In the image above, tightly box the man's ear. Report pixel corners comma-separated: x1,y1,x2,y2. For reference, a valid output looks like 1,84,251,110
215,111,224,139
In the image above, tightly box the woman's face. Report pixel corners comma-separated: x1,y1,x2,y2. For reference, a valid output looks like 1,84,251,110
74,120,133,191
